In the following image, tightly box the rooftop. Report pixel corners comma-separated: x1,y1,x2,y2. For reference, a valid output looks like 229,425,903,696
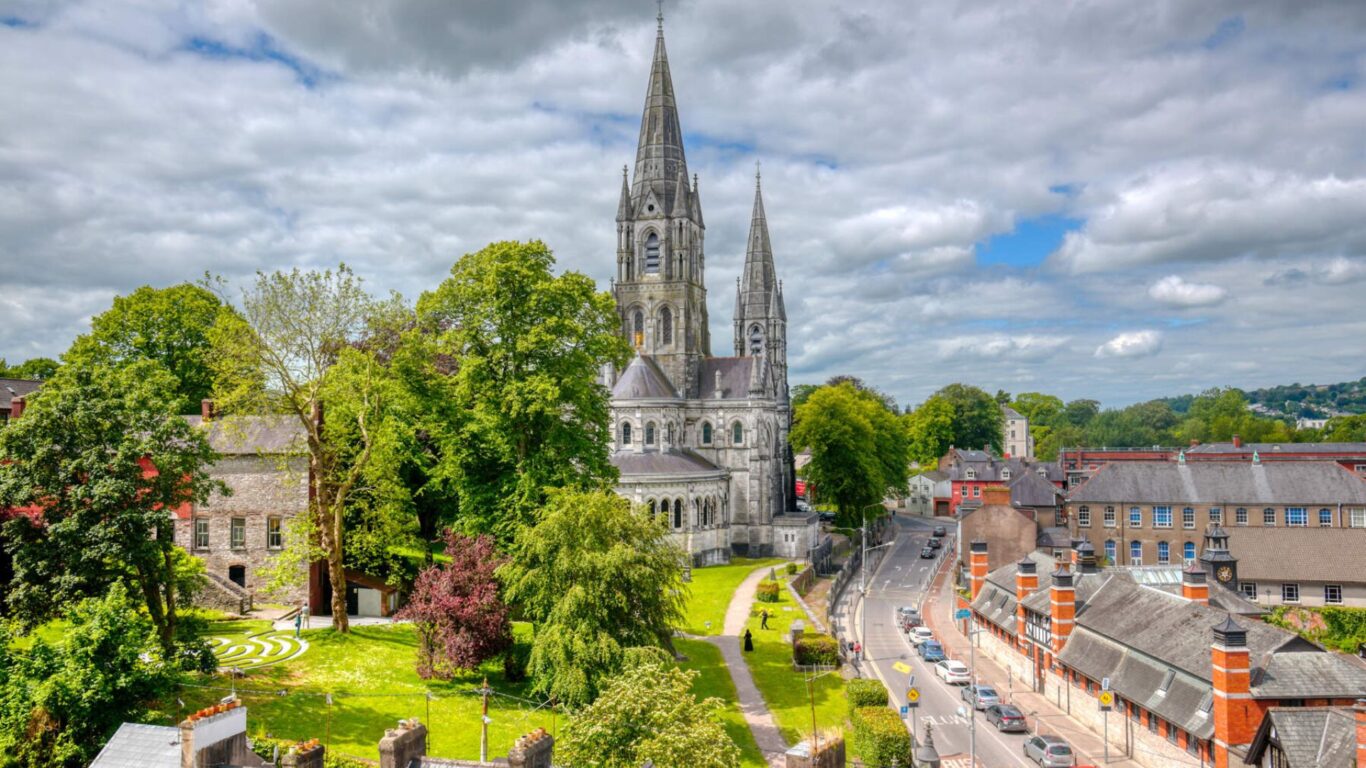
1226,525,1366,584
1067,460,1366,505
611,448,723,477
1187,441,1366,455
0,378,42,410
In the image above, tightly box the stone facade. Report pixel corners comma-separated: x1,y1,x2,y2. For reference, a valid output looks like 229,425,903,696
1003,406,1032,459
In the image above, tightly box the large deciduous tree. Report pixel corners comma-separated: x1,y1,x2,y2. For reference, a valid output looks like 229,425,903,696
0,362,222,650
417,240,630,541
397,529,510,679
906,395,956,467
499,489,685,708
558,647,740,768
791,381,909,526
932,383,1005,454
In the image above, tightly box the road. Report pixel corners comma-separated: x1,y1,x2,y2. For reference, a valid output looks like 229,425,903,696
840,514,1037,767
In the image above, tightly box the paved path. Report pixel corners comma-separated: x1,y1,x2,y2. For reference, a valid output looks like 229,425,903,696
696,562,791,768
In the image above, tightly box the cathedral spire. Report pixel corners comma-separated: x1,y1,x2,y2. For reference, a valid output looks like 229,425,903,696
742,169,775,295
632,9,688,216
616,164,632,222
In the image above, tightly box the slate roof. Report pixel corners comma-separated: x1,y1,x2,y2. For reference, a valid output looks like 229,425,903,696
1011,470,1063,507
1067,460,1366,505
611,354,679,400
0,378,42,410
697,356,754,400
184,415,306,455
1225,526,1366,584
1036,526,1072,548
948,452,1064,484
611,449,723,477
970,551,1056,636
1187,441,1366,455
1248,708,1359,767
88,722,181,768
1003,406,1024,420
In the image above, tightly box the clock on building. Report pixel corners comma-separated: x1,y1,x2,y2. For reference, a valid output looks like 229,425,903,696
1216,566,1234,583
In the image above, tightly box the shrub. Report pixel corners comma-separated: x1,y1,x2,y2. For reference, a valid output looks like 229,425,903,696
793,633,840,666
785,562,798,575
755,581,781,603
503,640,532,683
846,678,889,715
851,706,911,768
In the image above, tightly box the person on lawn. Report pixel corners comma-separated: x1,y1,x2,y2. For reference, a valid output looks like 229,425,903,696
760,608,769,629
743,628,754,652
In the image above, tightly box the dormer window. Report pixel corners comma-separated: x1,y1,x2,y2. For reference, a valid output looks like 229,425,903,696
965,468,976,480
644,233,660,274
1000,469,1011,480
1156,669,1175,695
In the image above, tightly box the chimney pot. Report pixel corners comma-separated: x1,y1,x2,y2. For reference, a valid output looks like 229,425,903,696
201,398,215,421
8,396,24,420
1232,435,1241,448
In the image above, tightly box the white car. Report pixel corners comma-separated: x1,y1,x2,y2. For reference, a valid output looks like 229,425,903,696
909,627,935,646
935,659,971,684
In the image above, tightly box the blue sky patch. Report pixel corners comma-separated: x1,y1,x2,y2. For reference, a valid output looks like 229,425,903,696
977,214,1083,267
183,33,327,88
1202,17,1244,50
2,15,37,28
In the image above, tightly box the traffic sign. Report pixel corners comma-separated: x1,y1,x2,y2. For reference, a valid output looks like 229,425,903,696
900,705,910,717
954,608,971,620
907,687,921,704
1098,690,1115,709
1102,676,1110,691
893,661,912,674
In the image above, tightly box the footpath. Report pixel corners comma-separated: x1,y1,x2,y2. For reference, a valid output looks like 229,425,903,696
920,557,1143,768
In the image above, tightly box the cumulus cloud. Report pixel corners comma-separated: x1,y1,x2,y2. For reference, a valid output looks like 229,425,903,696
935,334,1070,361
1147,275,1228,307
1095,330,1164,359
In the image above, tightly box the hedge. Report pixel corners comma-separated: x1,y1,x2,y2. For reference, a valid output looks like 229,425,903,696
846,678,889,715
851,705,911,768
793,633,840,666
785,562,799,575
756,580,782,603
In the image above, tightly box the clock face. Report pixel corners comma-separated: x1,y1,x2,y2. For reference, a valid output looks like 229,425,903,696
1216,566,1233,583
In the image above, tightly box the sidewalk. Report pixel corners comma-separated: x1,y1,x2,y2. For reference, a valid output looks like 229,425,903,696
921,559,1141,768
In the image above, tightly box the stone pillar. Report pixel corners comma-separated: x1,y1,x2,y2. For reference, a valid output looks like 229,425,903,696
1211,618,1257,768
969,540,989,600
508,728,555,768
1049,568,1074,657
378,719,427,768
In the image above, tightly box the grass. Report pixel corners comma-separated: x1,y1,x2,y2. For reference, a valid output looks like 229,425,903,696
676,638,767,768
206,619,308,670
680,557,786,635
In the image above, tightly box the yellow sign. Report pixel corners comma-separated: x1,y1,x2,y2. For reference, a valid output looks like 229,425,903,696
893,661,912,674
1098,691,1115,707
907,687,921,704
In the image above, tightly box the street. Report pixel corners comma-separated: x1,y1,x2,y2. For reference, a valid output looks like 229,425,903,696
836,514,1038,767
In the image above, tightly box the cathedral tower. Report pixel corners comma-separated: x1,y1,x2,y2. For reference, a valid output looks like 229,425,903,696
733,171,789,403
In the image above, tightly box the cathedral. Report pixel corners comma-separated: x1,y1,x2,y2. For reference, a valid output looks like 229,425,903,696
605,15,819,564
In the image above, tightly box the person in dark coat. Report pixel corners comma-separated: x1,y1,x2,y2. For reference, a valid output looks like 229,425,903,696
743,628,754,652
760,609,769,629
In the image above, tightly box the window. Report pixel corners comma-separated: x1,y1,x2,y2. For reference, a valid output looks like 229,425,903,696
674,499,683,529
646,499,656,519
673,502,682,529
666,422,675,445
1147,714,1159,733
1209,507,1222,524
1324,584,1342,604
965,468,976,480
748,324,763,355
1129,702,1140,722
732,421,744,445
632,310,644,347
1183,541,1196,561
660,306,673,344
1104,540,1116,563
1263,507,1276,526
1186,737,1201,758
1182,507,1195,528
621,422,632,445
1239,582,1257,600
194,518,210,550
1318,508,1332,527
1130,541,1142,565
973,486,980,497
1281,583,1299,603
1167,723,1179,745
645,422,656,446
1285,507,1307,527
230,517,246,550
644,233,660,274
1000,468,1011,480
1078,506,1091,527
1104,506,1116,527
1157,541,1170,564
1352,508,1366,528
1235,507,1248,525
1129,506,1142,527
267,516,283,549
1154,506,1172,528
701,422,712,445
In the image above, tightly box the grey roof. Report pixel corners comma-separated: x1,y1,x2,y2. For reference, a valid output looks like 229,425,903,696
1225,526,1366,584
1067,460,1366,505
1187,441,1366,455
949,452,1063,483
89,722,180,768
0,377,42,409
184,414,306,455
915,469,949,482
1036,526,1071,548
1256,651,1366,698
611,449,723,477
1010,470,1063,508
697,357,754,400
1251,708,1359,767
611,354,679,400
1002,406,1024,420
971,579,1022,637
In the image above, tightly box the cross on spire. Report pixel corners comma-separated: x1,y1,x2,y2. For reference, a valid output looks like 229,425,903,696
657,0,664,30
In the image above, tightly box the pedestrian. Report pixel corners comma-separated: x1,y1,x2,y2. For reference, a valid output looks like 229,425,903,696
743,628,754,652
760,608,769,630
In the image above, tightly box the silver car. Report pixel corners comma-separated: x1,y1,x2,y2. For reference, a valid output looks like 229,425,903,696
961,683,1000,710
1023,734,1075,767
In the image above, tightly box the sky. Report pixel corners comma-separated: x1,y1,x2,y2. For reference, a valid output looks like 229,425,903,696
1,0,1364,409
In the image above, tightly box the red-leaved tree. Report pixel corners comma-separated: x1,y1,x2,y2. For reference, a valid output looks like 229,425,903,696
397,530,511,678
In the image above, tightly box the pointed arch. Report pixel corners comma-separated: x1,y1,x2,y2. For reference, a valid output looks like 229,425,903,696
673,499,683,529
644,232,661,274
660,305,673,345
732,421,744,445
632,309,645,348
645,421,657,446
621,422,632,445
700,421,713,445
749,323,764,355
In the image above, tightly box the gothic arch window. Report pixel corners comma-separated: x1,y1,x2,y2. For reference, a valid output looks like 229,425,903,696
701,421,713,445
666,422,675,445
660,306,673,345
645,421,656,446
693,498,700,526
621,422,632,445
749,323,764,355
732,421,744,445
673,499,683,529
631,309,645,348
646,499,656,518
644,232,661,274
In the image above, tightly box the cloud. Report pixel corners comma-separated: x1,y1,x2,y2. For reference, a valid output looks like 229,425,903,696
1147,275,1228,307
935,334,1070,361
1265,256,1366,287
1095,330,1163,359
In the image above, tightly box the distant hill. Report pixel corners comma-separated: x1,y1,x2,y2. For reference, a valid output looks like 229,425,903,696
1160,377,1366,418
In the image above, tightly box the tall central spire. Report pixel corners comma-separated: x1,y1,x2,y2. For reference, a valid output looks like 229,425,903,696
742,169,776,294
632,13,688,215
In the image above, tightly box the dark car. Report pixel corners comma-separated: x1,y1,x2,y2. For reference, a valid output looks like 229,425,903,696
919,641,945,662
897,606,922,630
932,525,947,537
928,537,942,549
920,546,936,558
818,511,836,523
986,704,1028,733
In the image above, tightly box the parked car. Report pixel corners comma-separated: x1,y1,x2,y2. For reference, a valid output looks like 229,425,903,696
1024,735,1076,767
961,684,1000,710
818,511,836,523
935,659,971,684
909,627,935,646
920,546,936,558
796,499,812,513
919,641,945,662
928,537,942,549
932,525,947,537
985,704,1028,733
897,606,922,630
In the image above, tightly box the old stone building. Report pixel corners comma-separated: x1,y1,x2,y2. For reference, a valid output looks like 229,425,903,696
1002,405,1033,459
605,15,816,562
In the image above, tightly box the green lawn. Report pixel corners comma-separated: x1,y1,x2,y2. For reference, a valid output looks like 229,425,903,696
680,558,787,636
675,638,766,768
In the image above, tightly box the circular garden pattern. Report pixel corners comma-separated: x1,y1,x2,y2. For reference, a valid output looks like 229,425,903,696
208,628,309,670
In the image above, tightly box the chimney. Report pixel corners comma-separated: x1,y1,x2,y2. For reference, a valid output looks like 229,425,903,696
378,719,427,768
1182,561,1209,605
1211,617,1258,768
508,728,555,768
179,700,249,768
1190,439,1200,448
282,740,325,768
969,540,989,600
981,485,1010,506
1354,699,1365,768
200,399,215,422
1049,568,1075,655
1070,537,1086,570
8,396,23,420
1015,558,1038,641
1231,435,1241,449
1075,540,1098,575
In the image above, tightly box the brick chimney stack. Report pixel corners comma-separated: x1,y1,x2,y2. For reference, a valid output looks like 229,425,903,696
1015,558,1037,643
1232,435,1241,448
200,399,215,422
1354,699,1365,768
8,396,23,420
508,728,555,768
1049,568,1075,656
178,701,249,768
1211,617,1258,768
282,740,325,768
378,719,427,768
1182,561,1209,605
969,540,989,600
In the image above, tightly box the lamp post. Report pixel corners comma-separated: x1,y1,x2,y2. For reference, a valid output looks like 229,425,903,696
858,501,891,664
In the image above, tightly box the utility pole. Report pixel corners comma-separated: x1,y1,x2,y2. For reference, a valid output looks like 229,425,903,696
968,615,977,767
859,506,868,663
480,677,491,763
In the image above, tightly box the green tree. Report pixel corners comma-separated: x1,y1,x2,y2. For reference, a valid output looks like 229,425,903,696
558,647,740,768
1062,398,1101,428
0,358,58,380
417,240,630,541
0,583,182,768
1010,392,1063,426
499,489,685,707
790,383,819,409
62,283,241,413
1322,414,1366,442
0,362,222,650
906,395,956,467
934,383,1005,454
791,382,908,525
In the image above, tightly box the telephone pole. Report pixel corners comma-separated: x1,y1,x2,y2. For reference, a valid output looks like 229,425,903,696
480,677,492,763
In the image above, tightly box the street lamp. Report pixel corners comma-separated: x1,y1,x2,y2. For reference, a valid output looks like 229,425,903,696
857,501,891,664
